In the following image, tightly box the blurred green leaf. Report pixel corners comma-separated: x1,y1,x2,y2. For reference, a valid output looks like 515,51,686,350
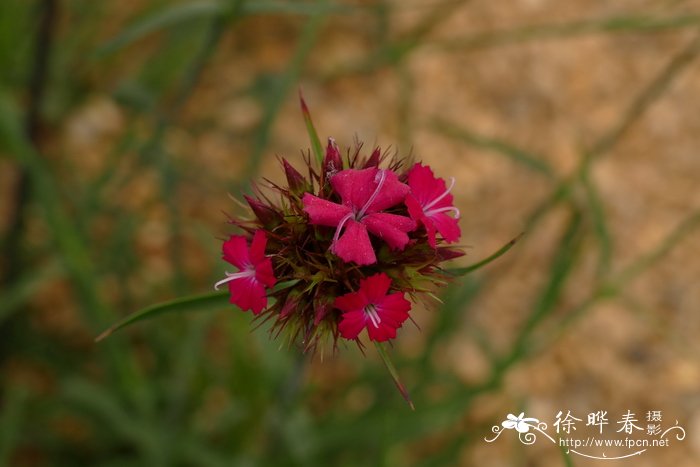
299,90,324,166
580,159,612,276
432,119,556,179
0,386,29,465
95,291,229,342
94,1,229,57
96,279,300,342
445,233,522,276
95,0,354,57
0,260,62,325
435,13,700,50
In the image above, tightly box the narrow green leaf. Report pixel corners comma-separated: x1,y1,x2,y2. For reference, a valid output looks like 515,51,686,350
435,14,700,51
0,260,62,325
273,279,301,292
95,1,226,57
0,386,28,465
374,341,414,410
95,279,299,342
95,291,229,342
95,1,352,58
299,89,324,166
446,233,523,276
580,160,612,276
432,119,556,179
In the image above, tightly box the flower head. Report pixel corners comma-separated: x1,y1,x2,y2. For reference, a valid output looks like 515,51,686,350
215,100,466,352
215,230,276,314
405,163,461,248
335,273,411,342
302,167,415,265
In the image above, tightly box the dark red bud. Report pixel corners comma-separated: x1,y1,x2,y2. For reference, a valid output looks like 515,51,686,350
244,195,281,228
280,295,299,319
363,147,381,168
323,137,343,172
282,158,308,194
436,247,466,261
313,300,330,326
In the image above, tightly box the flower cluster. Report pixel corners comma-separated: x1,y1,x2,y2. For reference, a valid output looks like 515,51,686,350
216,129,463,351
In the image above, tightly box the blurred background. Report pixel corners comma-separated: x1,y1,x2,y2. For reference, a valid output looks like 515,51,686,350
2,0,700,466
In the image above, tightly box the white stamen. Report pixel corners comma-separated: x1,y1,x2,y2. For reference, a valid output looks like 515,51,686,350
365,304,382,328
357,169,387,219
331,212,355,251
214,269,255,290
424,206,461,219
423,177,455,211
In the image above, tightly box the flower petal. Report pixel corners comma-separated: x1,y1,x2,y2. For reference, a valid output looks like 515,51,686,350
254,257,276,288
228,276,267,314
302,193,352,226
362,212,415,251
338,309,367,340
366,321,397,342
333,219,376,265
334,290,367,312
330,168,379,210
330,168,410,213
358,273,392,303
222,235,251,270
407,163,453,209
249,230,268,264
429,212,461,244
367,169,410,213
377,292,411,328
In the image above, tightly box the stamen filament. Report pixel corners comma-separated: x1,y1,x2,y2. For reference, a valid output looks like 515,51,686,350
214,269,255,290
331,212,355,251
423,177,455,211
424,206,460,219
357,169,387,219
365,304,382,328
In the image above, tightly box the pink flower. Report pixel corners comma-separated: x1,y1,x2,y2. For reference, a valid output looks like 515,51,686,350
215,230,276,314
334,273,411,342
302,168,415,265
404,163,461,248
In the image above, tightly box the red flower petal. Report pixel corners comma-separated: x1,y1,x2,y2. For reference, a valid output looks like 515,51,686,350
302,193,352,226
429,212,461,244
334,290,367,312
365,169,410,213
362,212,415,251
366,321,397,342
333,219,376,265
358,273,392,303
331,168,409,214
249,229,268,264
377,293,411,327
405,195,436,247
407,163,453,209
228,276,268,314
255,257,277,289
338,309,367,340
222,235,251,269
331,168,379,211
